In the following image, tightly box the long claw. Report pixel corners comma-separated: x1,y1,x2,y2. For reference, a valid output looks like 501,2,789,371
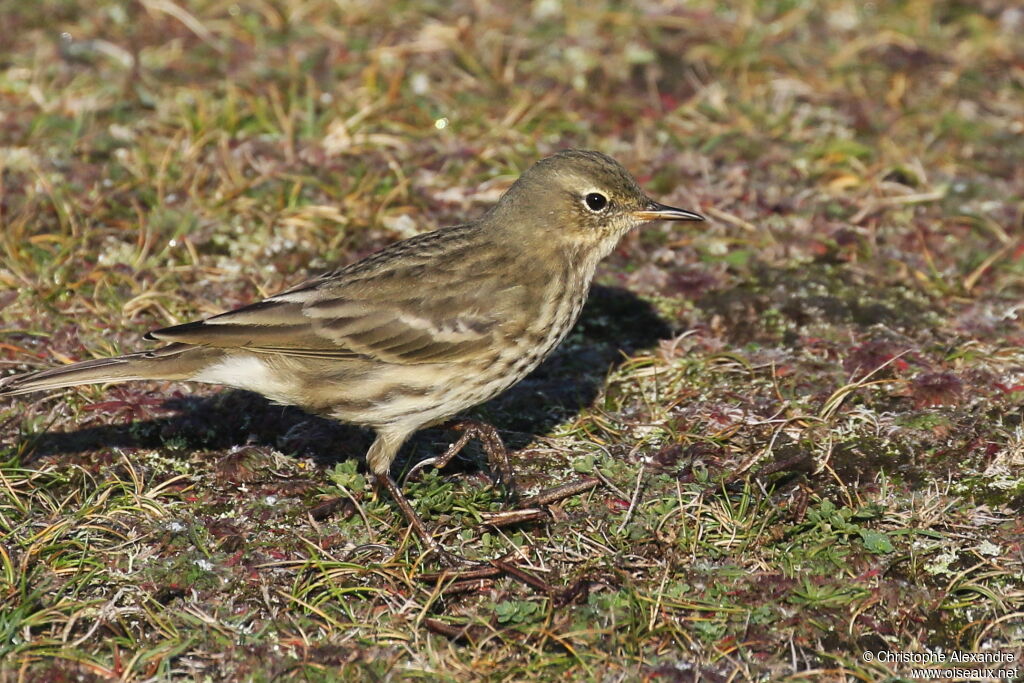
401,456,440,486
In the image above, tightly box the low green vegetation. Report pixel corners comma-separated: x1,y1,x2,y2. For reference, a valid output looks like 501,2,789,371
1,1,1022,679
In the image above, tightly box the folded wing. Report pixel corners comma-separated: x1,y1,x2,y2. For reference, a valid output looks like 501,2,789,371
146,277,498,364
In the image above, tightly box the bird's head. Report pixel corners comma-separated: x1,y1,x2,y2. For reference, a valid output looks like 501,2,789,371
489,149,704,257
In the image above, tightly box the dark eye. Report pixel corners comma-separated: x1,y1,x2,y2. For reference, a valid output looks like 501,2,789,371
584,192,608,212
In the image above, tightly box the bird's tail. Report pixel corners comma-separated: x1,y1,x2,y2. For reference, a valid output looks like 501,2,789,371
0,344,220,396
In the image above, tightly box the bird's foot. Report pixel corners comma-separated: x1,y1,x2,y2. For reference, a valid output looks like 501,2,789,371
404,419,516,499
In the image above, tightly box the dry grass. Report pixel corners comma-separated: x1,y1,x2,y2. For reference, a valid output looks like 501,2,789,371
1,0,1023,680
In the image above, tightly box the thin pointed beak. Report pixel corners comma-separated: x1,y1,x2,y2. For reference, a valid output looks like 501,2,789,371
632,201,705,223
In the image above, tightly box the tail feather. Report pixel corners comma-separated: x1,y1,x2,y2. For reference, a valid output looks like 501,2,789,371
0,355,148,396
0,344,222,396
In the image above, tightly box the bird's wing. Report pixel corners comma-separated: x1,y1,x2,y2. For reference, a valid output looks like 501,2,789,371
145,274,498,365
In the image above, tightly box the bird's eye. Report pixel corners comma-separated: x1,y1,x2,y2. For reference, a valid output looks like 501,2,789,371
584,192,608,212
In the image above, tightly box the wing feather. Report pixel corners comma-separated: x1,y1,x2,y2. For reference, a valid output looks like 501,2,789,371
146,273,498,364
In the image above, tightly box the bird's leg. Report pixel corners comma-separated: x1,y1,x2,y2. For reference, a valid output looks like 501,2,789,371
378,421,512,565
375,472,464,567
404,419,516,497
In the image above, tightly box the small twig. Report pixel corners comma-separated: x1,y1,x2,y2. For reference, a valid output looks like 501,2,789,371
481,477,600,528
703,206,756,232
336,484,375,539
591,464,629,500
480,508,548,528
491,559,555,594
519,477,599,507
616,464,646,535
422,618,479,641
963,242,1014,293
437,579,493,597
417,553,518,583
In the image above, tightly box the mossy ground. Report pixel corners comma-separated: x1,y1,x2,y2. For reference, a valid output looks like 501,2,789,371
1,1,1023,680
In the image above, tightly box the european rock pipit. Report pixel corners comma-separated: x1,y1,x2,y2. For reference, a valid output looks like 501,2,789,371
0,150,704,561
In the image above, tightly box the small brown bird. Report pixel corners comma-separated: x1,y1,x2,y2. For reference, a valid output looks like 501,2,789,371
0,150,703,560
